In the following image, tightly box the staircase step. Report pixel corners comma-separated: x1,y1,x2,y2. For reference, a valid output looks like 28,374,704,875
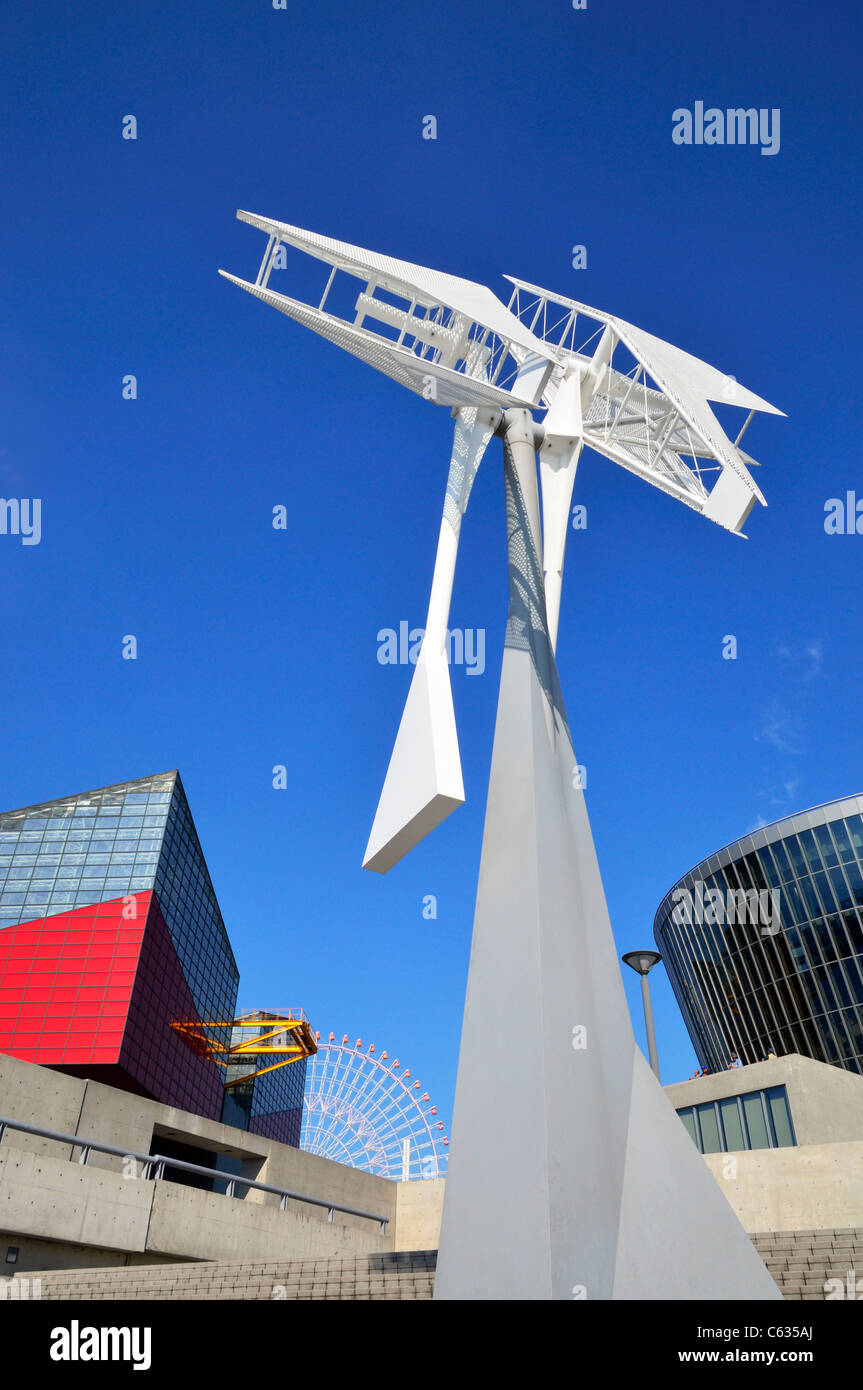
6,1228,863,1300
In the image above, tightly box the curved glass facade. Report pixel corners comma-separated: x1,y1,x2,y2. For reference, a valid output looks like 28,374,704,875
654,795,863,1075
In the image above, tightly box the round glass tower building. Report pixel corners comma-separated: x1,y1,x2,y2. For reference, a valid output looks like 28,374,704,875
654,795,863,1075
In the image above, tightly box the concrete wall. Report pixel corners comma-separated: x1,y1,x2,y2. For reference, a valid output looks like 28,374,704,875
0,1135,391,1273
0,1232,189,1274
0,1053,87,1156
9,1047,861,1273
394,1178,444,1251
664,1053,863,1146
705,1141,863,1233
389,1135,863,1249
387,1058,863,1251
0,1052,395,1272
0,1051,394,1209
661,1056,863,1235
0,1143,152,1254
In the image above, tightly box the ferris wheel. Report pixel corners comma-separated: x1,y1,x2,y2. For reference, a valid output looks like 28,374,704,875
300,1033,449,1179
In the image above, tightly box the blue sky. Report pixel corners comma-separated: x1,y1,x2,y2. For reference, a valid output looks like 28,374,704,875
1,0,860,1127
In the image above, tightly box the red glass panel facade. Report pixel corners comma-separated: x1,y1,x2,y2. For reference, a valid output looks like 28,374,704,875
0,891,224,1119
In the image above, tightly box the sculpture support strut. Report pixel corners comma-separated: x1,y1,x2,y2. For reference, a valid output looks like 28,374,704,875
434,415,780,1301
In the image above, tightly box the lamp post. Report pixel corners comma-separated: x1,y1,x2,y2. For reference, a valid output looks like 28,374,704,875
622,950,663,1081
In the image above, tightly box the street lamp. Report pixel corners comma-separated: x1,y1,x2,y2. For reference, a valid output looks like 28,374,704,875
622,950,663,1080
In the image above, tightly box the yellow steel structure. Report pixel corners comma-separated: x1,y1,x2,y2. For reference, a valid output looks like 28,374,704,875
170,1009,317,1088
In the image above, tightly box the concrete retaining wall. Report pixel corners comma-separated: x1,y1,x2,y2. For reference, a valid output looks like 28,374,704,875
0,1053,395,1272
705,1140,863,1233
394,1178,444,1250
0,1138,390,1272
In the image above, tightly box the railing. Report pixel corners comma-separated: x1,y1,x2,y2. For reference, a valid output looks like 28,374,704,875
0,1114,389,1233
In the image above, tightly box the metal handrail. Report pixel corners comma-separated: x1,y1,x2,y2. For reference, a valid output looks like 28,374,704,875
0,1114,389,1232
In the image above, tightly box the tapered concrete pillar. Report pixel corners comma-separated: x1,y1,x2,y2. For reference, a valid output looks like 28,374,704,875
434,413,780,1301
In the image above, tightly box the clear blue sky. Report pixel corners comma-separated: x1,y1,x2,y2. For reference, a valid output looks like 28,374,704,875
1,0,860,1126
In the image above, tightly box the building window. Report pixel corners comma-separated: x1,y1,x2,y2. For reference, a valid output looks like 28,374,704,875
677,1085,796,1154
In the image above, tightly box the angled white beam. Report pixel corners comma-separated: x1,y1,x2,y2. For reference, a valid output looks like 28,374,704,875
539,369,585,652
363,401,499,873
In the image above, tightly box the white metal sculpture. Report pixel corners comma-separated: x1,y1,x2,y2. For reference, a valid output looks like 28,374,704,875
220,213,782,874
221,214,784,1300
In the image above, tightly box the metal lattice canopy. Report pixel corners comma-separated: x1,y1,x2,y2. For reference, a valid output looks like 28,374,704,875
301,1035,448,1179
170,1008,316,1087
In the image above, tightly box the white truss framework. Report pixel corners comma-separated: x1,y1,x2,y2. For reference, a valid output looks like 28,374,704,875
220,211,556,412
505,280,781,520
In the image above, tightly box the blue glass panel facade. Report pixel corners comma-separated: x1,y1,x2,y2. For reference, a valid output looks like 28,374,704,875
248,1057,307,1145
0,772,175,924
220,1060,308,1148
153,778,238,1026
221,1016,308,1148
